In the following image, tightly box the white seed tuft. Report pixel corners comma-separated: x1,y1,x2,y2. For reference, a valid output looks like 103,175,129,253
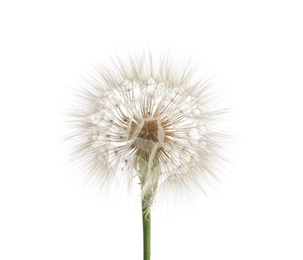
67,53,228,207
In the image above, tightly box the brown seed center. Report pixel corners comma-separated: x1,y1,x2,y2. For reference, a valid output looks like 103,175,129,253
138,120,159,142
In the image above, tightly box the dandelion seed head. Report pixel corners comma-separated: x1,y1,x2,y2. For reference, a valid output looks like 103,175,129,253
68,53,227,206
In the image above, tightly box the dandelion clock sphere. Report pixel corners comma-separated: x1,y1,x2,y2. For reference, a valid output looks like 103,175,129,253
67,53,227,260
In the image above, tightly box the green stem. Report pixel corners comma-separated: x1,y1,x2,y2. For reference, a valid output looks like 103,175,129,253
138,150,158,260
142,195,151,260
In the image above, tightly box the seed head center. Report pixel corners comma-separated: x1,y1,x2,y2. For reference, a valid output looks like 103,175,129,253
139,120,159,142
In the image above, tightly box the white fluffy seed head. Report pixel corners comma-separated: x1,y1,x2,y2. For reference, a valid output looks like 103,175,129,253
67,53,228,207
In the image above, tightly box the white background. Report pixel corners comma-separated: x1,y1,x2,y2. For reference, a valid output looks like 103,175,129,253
1,1,303,259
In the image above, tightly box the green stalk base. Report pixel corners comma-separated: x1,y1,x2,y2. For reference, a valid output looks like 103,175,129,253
142,198,151,260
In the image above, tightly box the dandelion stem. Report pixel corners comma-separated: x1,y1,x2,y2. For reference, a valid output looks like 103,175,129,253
142,194,151,260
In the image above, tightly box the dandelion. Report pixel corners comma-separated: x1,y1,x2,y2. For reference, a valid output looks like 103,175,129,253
67,53,227,260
